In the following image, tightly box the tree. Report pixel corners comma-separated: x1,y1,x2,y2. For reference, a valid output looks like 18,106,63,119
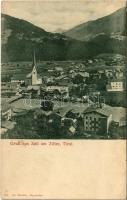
73,74,84,84
41,100,54,111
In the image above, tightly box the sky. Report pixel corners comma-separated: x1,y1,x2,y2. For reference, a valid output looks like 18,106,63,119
2,0,126,32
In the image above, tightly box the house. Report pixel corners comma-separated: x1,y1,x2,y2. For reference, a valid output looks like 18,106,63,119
65,109,80,119
106,81,124,92
46,85,69,94
119,117,126,127
98,70,105,79
1,82,18,97
34,109,61,130
48,112,62,126
46,77,54,84
55,67,63,72
27,85,41,97
55,75,71,85
83,106,112,134
1,101,13,120
61,117,77,135
69,70,76,78
55,107,72,118
26,52,42,86
77,72,89,78
115,69,124,79
105,69,113,78
71,72,89,80
48,69,54,73
88,59,93,64
11,74,25,84
1,121,16,134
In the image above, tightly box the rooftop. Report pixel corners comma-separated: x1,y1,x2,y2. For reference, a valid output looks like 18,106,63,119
1,120,16,130
83,106,111,117
1,100,12,112
27,85,40,91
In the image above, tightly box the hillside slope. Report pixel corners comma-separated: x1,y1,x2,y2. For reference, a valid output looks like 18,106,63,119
64,7,126,41
1,12,126,61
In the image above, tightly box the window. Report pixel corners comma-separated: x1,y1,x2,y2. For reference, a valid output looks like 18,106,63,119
90,121,93,125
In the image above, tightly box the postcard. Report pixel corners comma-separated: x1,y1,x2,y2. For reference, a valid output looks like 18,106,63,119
1,0,126,199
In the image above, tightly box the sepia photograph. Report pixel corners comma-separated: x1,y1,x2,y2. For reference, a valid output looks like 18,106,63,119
1,0,126,139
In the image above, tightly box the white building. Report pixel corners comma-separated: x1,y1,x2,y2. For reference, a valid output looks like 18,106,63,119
83,107,112,134
26,52,42,85
106,81,124,92
46,85,69,93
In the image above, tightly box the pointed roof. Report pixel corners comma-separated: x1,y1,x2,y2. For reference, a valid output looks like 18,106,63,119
26,51,38,78
83,106,111,117
33,50,36,67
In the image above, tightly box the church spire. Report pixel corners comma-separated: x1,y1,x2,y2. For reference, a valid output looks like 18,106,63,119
33,50,36,67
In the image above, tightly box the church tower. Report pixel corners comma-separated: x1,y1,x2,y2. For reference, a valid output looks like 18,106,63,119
32,51,38,85
26,51,42,86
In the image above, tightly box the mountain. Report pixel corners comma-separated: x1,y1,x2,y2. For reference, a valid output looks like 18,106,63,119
53,28,67,33
64,7,126,41
1,12,126,62
1,13,87,61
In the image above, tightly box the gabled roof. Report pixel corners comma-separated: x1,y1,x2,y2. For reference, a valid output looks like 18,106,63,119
55,105,86,117
27,85,40,90
66,108,81,115
77,72,89,77
83,106,111,117
26,72,32,78
26,52,41,78
55,107,71,117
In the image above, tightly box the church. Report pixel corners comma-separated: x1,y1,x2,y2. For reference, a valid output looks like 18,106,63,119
26,52,42,86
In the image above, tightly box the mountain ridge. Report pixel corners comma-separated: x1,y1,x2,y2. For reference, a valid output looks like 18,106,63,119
1,9,126,62
64,7,126,41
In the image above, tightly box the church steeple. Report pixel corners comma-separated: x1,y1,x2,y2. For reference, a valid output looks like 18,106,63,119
26,51,42,85
32,51,38,85
29,51,42,85
33,50,36,67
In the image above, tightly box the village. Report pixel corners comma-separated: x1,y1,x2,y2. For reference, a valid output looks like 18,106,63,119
1,53,126,139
